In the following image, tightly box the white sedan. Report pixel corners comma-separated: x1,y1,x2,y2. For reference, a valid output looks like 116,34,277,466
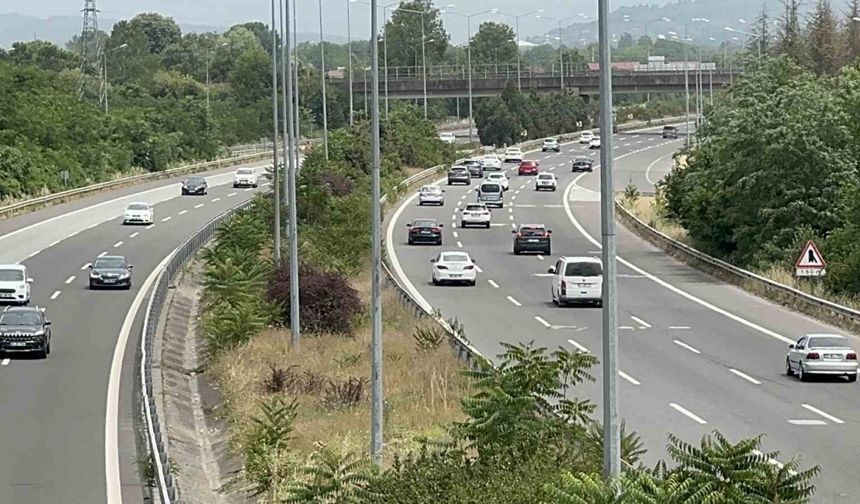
123,202,154,225
459,203,491,228
431,251,478,286
503,147,524,163
233,167,259,188
579,130,595,144
786,334,858,382
588,137,601,149
481,154,502,171
535,172,557,191
485,172,509,191
418,185,445,206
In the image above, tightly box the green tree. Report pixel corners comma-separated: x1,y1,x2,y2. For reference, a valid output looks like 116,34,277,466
806,0,842,74
845,0,860,64
775,0,806,64
229,47,271,105
381,1,448,68
469,22,517,66
4,41,77,72
126,12,182,54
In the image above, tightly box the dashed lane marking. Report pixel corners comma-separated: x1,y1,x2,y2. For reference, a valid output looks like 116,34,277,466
178,210,188,215
729,368,761,385
787,419,828,426
452,231,458,238
161,217,172,222
113,241,123,248
488,279,499,288
631,316,651,328
81,263,92,270
535,316,551,328
670,326,691,330
568,339,589,353
50,290,61,300
673,340,701,354
801,404,844,424
619,370,641,385
145,224,155,230
129,232,139,238
194,203,205,209
1,358,9,366
536,255,545,261
506,296,522,307
228,192,238,197
456,241,463,248
211,197,221,202
65,276,75,284
669,402,707,424
98,252,107,258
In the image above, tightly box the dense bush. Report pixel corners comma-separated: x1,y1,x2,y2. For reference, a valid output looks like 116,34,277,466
267,262,363,335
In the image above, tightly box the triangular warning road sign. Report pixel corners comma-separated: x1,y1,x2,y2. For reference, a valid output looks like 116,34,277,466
796,240,826,269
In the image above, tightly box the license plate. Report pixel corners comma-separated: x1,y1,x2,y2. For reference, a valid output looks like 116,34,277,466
824,354,842,360
0,294,14,299
103,279,116,284
9,342,26,347
450,274,461,278
528,239,539,243
579,283,590,287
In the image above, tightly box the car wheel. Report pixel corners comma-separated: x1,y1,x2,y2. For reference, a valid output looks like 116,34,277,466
432,276,438,285
436,239,442,246
447,180,452,185
460,221,466,228
595,300,603,308
408,237,413,245
468,280,476,286
89,282,96,290
545,248,551,255
36,347,47,359
45,339,51,355
785,358,794,376
484,222,490,228
848,373,857,383
514,247,520,255
798,364,807,382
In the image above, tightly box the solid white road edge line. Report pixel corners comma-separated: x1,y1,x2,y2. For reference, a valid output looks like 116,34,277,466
106,250,175,504
801,404,845,424
729,368,762,385
562,176,795,345
673,339,702,354
506,296,522,307
645,152,675,186
669,402,707,424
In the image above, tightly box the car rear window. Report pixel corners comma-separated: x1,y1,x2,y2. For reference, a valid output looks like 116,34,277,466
480,183,501,193
538,174,553,180
565,262,602,276
0,269,24,282
450,166,467,172
441,253,469,262
412,220,438,228
808,336,849,348
519,227,547,236
237,169,254,175
127,203,148,210
421,186,441,193
464,204,486,211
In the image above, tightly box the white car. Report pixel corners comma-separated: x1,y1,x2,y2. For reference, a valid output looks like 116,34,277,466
439,132,456,144
548,256,603,307
418,185,445,206
481,154,502,171
431,251,478,286
459,203,491,228
535,172,557,191
589,137,602,149
485,172,509,191
542,138,560,152
123,202,154,225
579,130,595,144
503,147,524,163
786,334,858,382
0,265,32,305
233,167,259,188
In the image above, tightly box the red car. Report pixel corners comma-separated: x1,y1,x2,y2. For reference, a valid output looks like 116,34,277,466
518,160,540,176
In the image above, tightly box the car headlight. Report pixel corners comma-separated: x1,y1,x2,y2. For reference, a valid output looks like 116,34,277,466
32,330,45,337
120,272,131,279
90,272,100,278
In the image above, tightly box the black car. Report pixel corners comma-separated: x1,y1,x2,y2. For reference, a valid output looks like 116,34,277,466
463,159,484,178
512,224,552,255
447,166,471,186
407,219,443,245
181,176,208,195
0,306,52,358
662,126,679,139
572,157,594,172
89,255,133,289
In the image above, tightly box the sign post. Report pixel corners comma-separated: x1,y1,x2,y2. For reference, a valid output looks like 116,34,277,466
795,240,826,278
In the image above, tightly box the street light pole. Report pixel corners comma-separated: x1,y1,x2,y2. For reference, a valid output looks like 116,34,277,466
559,19,564,90
102,43,127,114
421,16,428,118
347,0,354,125
293,0,301,168
319,0,329,160
270,0,282,261
283,0,300,344
597,0,620,480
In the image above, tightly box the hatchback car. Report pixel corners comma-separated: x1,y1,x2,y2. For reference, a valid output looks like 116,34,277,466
481,155,502,171
459,203,491,228
463,159,484,178
0,265,32,305
447,166,471,186
485,172,509,191
512,224,552,255
233,167,259,188
786,334,858,382
477,182,504,208
535,173,557,191
418,185,445,206
407,219,443,245
504,147,524,163
0,306,52,358
123,202,154,225
588,137,601,150
572,157,594,172
542,138,560,152
518,160,540,176
89,255,133,289
549,257,603,306
662,126,679,139
431,251,477,286
579,130,595,144
181,176,208,195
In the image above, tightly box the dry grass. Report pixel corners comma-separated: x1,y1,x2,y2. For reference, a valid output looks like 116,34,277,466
626,196,690,244
749,265,860,312
212,283,470,460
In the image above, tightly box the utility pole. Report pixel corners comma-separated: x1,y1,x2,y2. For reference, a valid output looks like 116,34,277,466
319,0,330,160
347,0,354,125
270,0,282,261
284,0,301,344
292,0,301,170
78,0,102,101
597,0,620,480
684,25,691,148
369,0,384,466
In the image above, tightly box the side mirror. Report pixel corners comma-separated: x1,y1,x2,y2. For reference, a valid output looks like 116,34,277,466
430,259,436,263
511,229,517,234
788,344,795,349
547,230,553,234
45,320,52,326
547,267,556,274
128,265,134,269
439,223,444,227
27,278,34,283
472,258,477,263
406,223,412,228
88,264,94,270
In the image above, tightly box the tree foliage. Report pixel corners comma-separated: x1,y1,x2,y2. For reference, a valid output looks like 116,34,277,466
381,0,448,68
470,22,517,66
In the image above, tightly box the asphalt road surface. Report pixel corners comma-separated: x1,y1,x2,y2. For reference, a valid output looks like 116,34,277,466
388,126,858,503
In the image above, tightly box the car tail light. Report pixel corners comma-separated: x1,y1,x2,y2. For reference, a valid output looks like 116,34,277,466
463,265,474,270
847,353,857,360
560,280,567,295
436,265,448,270
431,227,441,233
806,352,820,360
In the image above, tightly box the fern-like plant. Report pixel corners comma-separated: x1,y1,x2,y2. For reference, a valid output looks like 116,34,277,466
284,448,378,503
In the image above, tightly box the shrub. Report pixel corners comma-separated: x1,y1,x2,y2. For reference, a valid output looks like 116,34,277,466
320,376,367,410
267,262,363,335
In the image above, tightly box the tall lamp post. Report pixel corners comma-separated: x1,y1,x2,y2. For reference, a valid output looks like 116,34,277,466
347,0,355,125
102,43,127,114
269,0,282,261
495,10,543,91
396,6,441,119
205,42,227,113
724,26,762,60
318,0,329,159
535,14,579,90
381,1,401,118
282,0,300,343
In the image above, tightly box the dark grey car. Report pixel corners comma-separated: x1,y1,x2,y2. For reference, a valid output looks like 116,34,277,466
0,306,52,358
513,224,552,255
447,166,471,186
463,159,483,178
572,157,594,172
89,255,133,290
181,176,208,195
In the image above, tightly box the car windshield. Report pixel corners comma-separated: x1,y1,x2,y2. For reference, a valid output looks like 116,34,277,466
565,262,603,276
94,258,127,269
574,158,591,164
441,253,469,263
488,174,503,179
186,177,205,184
464,160,480,165
480,184,501,193
0,269,24,282
0,312,41,326
507,148,521,153
237,169,254,175
519,226,546,236
483,156,498,160
412,220,438,228
582,131,592,135
421,186,441,193
808,336,850,348
464,204,485,211
538,174,553,180
545,138,556,143
127,203,148,211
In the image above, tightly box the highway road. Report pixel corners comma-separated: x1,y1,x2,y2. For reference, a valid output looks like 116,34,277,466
388,126,859,503
0,160,270,503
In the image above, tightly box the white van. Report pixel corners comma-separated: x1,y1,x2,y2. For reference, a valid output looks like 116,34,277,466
477,182,504,208
0,265,33,305
548,257,603,307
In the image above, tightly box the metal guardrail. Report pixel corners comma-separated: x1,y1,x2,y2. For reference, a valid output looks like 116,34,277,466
615,201,860,334
139,198,255,503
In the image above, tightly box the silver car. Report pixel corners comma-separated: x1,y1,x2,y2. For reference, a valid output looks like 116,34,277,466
786,334,858,382
418,185,444,206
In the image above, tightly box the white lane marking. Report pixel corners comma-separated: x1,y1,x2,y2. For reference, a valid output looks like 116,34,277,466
550,166,556,171
67,231,80,238
1,358,9,366
568,339,589,353
106,250,175,502
645,152,674,186
50,290,61,300
98,251,107,257
787,419,827,426
514,189,521,195
519,183,527,189
562,175,795,345
228,192,238,197
474,264,483,273
532,273,554,277
514,204,536,208
456,241,463,248
729,368,762,385
48,239,61,248
81,263,92,270
244,188,253,192
619,370,641,385
451,214,457,221
488,279,499,288
129,232,139,238
65,275,76,284
752,449,793,473
669,402,707,424
670,326,691,330
194,203,205,209
508,207,513,213
630,315,651,328
113,241,123,248
509,215,514,221
619,325,635,330
145,224,155,230
673,340,701,354
536,255,545,261
511,195,517,201
212,197,221,202
801,404,844,424
460,194,467,200
26,249,42,259
452,231,459,238
544,204,564,208
510,223,517,228
506,296,522,307
535,316,551,328
161,216,172,222
178,210,188,215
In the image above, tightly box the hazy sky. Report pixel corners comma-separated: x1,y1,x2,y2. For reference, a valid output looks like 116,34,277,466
6,0,675,42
